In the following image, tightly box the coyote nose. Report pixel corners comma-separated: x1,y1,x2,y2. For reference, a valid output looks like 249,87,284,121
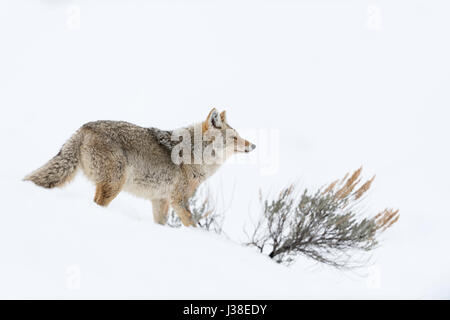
245,143,256,153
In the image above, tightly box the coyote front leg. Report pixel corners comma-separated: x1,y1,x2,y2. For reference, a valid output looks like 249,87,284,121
170,197,197,227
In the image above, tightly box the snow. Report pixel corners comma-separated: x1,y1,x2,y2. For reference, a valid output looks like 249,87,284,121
0,179,352,299
0,178,432,299
1,0,450,299
1,178,448,299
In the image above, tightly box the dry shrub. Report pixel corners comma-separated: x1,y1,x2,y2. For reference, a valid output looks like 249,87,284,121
246,168,399,268
167,186,224,234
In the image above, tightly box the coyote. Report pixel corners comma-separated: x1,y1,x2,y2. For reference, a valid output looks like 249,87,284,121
24,109,256,227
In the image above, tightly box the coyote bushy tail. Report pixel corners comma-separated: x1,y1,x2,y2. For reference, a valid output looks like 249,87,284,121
24,130,83,188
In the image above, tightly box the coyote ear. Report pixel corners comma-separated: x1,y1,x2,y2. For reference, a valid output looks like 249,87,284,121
220,110,227,123
205,108,222,130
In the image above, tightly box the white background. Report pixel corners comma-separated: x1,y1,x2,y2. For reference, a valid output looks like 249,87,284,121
0,0,449,298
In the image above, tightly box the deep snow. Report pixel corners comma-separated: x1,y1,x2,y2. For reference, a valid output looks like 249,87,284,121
0,178,381,299
0,177,448,299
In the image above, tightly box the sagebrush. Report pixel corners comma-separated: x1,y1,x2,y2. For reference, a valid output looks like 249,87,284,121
245,168,399,268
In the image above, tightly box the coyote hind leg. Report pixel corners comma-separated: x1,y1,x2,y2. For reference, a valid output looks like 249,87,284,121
94,176,126,207
152,199,170,225
81,134,127,207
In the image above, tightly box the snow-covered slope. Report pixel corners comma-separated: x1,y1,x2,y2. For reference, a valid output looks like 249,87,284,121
0,178,338,299
0,176,446,299
1,178,288,299
0,179,380,299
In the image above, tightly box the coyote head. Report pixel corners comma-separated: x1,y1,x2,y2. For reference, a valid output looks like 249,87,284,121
171,108,256,165
202,108,256,161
